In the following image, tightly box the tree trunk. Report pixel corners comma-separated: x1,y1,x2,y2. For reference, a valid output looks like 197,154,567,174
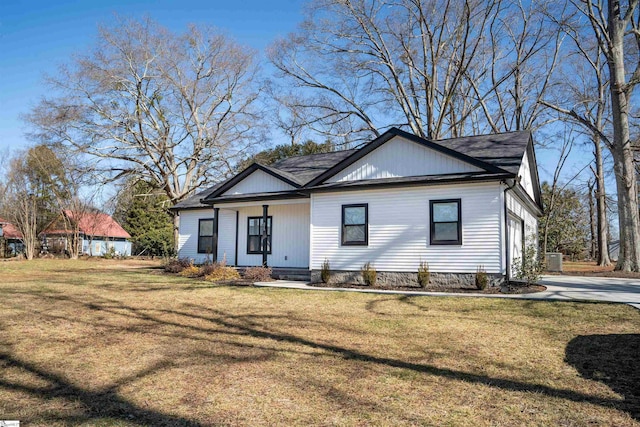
588,180,597,260
607,3,640,271
593,135,611,266
173,212,180,255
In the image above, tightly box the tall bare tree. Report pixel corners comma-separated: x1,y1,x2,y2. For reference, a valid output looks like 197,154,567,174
269,0,561,144
25,18,265,244
2,155,39,260
541,18,612,266
567,0,640,271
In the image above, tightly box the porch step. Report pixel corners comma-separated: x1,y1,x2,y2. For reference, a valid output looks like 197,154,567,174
271,268,311,282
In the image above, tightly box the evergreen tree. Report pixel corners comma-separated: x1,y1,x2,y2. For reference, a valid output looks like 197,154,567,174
114,181,174,256
237,140,334,171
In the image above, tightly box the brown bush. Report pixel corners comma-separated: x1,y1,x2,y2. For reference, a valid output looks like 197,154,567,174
243,266,273,282
164,258,192,273
179,265,201,278
205,267,241,282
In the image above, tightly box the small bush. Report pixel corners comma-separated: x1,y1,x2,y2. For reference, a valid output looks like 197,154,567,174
361,262,376,286
199,263,219,277
244,266,273,282
103,246,117,259
513,239,544,285
417,261,430,287
321,259,331,283
475,265,488,290
179,264,201,278
205,266,241,282
164,257,192,273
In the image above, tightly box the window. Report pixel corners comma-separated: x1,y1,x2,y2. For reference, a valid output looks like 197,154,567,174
342,204,368,245
198,219,214,254
430,199,462,245
247,216,272,254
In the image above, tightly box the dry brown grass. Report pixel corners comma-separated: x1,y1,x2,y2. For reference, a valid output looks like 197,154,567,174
1,259,639,426
561,261,640,278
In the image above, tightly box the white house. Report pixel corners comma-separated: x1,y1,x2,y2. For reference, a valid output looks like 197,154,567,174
171,128,542,286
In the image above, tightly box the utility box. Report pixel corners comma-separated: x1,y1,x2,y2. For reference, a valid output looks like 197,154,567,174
545,253,562,272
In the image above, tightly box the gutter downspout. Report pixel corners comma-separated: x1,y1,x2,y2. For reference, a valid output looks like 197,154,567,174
503,178,519,284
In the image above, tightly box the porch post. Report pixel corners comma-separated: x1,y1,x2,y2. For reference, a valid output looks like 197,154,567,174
262,204,268,267
213,207,219,263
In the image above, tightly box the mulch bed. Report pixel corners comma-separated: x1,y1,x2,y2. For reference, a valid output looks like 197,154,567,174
309,282,546,294
548,271,640,279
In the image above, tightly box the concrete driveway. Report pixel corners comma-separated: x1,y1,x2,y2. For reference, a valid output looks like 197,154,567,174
537,275,640,308
255,275,640,309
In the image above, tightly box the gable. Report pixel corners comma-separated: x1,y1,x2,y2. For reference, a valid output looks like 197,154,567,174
222,169,296,196
326,136,483,183
518,148,536,202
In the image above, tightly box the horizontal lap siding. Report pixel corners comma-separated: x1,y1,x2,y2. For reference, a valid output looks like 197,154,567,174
177,209,214,264
507,192,538,247
311,183,502,273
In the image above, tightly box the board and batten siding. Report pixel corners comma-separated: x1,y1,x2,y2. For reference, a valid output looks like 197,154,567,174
327,136,482,183
310,182,503,273
216,209,236,264
177,208,215,264
235,202,310,268
223,169,295,195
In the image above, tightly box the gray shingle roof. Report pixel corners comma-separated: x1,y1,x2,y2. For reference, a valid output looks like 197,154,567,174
170,182,224,210
433,130,531,175
270,150,357,184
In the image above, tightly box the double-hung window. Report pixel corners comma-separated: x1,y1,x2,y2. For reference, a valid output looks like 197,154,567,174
342,204,368,245
198,219,215,254
430,199,462,245
247,216,272,254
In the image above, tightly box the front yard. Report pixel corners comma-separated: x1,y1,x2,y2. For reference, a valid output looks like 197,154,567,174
1,259,639,426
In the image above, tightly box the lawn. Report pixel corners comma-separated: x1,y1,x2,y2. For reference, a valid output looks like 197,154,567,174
1,259,639,426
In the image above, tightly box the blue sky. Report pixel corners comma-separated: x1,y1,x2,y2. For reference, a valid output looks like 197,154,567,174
0,0,593,187
0,0,304,154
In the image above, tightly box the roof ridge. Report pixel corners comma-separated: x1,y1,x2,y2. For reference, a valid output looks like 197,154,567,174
271,148,358,164
433,129,531,143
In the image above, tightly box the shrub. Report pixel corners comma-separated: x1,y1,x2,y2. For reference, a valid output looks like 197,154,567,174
361,262,376,286
199,263,219,277
475,265,488,290
513,239,544,285
164,257,192,273
205,266,241,282
179,264,201,278
243,266,273,282
417,261,430,287
321,259,331,283
103,246,117,259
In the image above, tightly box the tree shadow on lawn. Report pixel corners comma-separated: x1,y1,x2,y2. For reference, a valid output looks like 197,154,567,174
566,334,640,420
2,289,639,423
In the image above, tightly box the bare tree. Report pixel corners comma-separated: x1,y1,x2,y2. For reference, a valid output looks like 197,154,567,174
268,0,561,144
541,20,612,266
2,156,39,260
565,0,640,271
25,17,265,244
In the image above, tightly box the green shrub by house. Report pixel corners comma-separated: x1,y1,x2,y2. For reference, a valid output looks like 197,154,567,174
321,259,331,283
361,262,376,286
475,265,488,290
417,261,430,287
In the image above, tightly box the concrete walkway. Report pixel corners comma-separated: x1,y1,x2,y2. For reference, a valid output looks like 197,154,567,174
254,275,640,310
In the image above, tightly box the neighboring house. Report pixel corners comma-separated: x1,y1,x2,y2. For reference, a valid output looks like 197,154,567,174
0,217,25,256
608,240,620,262
171,128,542,285
41,210,132,256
